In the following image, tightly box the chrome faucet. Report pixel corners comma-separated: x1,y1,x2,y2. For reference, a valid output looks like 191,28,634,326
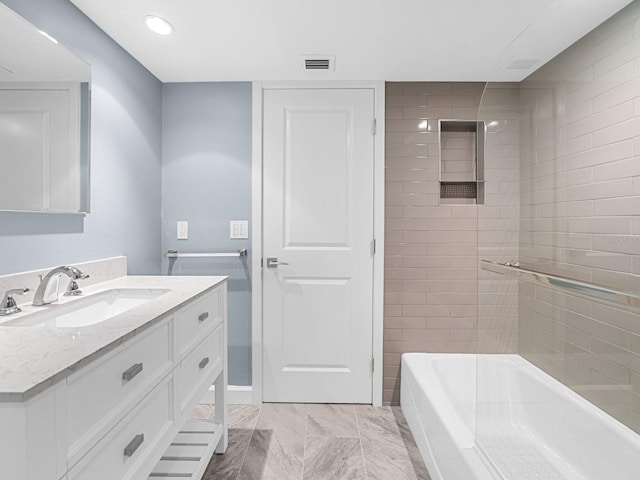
0,288,29,316
32,266,90,306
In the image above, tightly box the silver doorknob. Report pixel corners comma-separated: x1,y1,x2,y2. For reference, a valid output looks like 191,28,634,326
266,257,290,268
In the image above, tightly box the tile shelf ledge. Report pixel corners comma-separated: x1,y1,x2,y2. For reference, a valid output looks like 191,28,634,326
481,260,640,310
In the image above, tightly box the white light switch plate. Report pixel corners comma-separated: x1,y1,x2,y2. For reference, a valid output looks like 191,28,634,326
230,220,249,239
177,220,188,240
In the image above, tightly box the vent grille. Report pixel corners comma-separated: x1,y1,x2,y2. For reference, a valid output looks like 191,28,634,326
300,54,335,72
507,59,538,70
305,59,330,70
440,182,477,199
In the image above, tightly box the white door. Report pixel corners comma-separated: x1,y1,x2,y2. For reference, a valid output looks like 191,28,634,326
262,88,375,403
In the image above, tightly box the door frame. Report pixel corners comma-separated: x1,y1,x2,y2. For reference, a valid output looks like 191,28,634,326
251,81,385,406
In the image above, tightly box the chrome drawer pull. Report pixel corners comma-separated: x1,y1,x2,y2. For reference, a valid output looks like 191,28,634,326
199,357,210,369
122,363,143,382
124,433,144,457
198,312,209,322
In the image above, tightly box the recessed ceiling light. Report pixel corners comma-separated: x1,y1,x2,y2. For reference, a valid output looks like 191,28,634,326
37,29,59,44
144,15,174,36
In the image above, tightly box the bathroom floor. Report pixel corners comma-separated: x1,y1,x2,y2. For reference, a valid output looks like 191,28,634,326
194,403,431,480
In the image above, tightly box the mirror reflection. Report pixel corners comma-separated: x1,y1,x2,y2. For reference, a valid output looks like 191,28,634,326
0,3,90,213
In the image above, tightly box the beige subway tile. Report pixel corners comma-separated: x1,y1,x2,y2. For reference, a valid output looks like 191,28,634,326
385,268,429,280
386,193,429,207
385,168,429,182
384,330,403,342
595,76,640,113
386,107,404,120
427,293,477,305
427,317,477,329
403,181,440,194
384,342,425,353
594,196,640,216
385,218,427,231
385,317,427,330
428,95,480,108
386,157,435,169
386,96,429,108
428,244,477,256
384,305,402,317
384,242,428,256
402,329,449,342
564,101,634,140
385,292,427,305
384,280,403,292
402,83,454,96
594,116,640,147
402,304,450,317
385,83,405,96
386,143,430,156
403,132,440,144
403,106,452,119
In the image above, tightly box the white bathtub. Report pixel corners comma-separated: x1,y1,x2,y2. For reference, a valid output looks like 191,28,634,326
401,353,640,480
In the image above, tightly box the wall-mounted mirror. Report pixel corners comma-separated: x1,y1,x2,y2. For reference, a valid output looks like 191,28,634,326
0,3,90,213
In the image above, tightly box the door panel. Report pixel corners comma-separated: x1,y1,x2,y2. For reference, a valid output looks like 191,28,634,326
263,88,374,403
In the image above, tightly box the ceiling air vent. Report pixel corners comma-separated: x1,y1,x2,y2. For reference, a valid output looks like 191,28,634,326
300,54,335,72
306,59,330,70
506,59,539,70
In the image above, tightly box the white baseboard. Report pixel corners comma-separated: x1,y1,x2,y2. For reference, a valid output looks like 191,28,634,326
200,385,254,405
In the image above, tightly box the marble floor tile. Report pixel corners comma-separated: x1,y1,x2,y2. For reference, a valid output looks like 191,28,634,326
229,404,262,430
199,402,431,480
306,404,358,437
303,436,367,480
202,432,252,480
392,407,431,480
236,428,303,480
357,405,431,480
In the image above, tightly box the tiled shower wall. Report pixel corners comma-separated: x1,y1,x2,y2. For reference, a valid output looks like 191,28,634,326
517,1,640,432
383,82,519,404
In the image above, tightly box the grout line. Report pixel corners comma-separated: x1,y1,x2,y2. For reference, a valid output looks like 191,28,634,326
232,405,262,480
354,405,370,480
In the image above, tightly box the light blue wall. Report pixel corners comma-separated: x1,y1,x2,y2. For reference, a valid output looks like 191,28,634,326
162,83,253,386
0,0,163,275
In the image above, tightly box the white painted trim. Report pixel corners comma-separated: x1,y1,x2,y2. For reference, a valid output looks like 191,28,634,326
251,81,264,405
251,80,385,406
201,385,254,405
372,81,385,407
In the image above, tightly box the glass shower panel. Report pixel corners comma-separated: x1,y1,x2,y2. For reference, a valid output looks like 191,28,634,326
475,82,529,478
476,72,640,479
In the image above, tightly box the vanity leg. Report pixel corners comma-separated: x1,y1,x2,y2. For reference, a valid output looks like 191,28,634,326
214,286,228,454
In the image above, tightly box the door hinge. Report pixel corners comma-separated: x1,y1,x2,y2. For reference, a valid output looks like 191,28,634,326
371,357,375,373
260,257,263,268
372,119,377,135
371,238,376,256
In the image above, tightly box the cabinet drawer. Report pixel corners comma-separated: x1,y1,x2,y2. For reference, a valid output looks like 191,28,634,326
175,287,222,360
67,316,173,466
68,374,175,480
178,323,224,417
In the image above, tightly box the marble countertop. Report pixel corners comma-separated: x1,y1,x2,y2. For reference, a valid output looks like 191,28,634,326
0,275,227,402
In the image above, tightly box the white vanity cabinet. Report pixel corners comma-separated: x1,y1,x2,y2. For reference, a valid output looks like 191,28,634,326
0,279,228,480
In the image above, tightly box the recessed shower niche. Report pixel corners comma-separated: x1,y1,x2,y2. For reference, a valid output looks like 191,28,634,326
438,120,485,205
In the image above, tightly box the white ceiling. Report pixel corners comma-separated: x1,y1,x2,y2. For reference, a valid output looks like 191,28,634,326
69,0,633,83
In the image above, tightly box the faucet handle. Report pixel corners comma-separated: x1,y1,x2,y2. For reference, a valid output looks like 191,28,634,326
0,288,30,316
64,280,83,297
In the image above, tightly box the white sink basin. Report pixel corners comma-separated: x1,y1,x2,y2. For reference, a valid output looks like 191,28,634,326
4,288,170,328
